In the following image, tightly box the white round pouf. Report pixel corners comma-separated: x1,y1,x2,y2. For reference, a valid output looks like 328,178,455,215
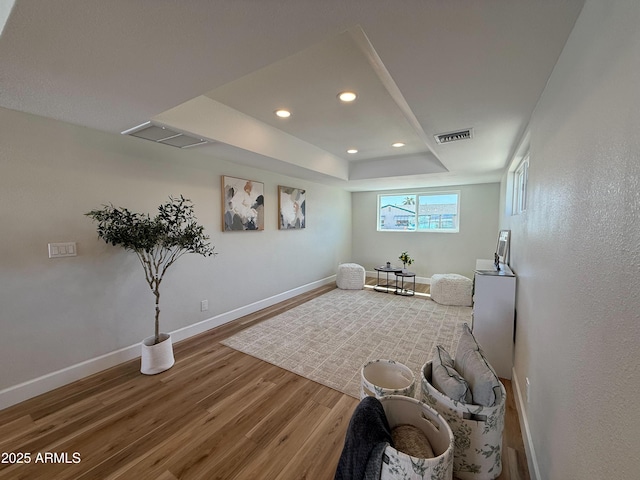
336,263,365,290
430,274,473,306
360,359,416,399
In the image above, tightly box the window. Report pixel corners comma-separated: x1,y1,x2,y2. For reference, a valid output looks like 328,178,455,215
513,156,529,215
378,192,460,232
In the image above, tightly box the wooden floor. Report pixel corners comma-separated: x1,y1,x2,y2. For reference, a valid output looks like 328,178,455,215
364,275,431,295
0,283,529,480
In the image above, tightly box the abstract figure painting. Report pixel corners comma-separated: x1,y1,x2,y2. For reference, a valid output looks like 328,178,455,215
278,186,306,229
222,176,264,231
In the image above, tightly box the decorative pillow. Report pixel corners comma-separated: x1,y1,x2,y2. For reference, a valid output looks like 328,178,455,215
454,323,501,407
432,345,472,403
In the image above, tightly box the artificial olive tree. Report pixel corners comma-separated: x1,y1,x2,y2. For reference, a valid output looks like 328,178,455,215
86,196,215,344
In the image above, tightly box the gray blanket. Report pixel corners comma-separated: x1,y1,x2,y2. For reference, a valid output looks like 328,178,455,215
334,396,393,480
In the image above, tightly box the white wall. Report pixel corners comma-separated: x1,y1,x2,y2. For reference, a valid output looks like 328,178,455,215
0,107,351,402
500,1,640,478
352,183,500,279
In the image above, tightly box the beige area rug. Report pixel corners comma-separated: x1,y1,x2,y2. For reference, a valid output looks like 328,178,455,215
221,288,473,398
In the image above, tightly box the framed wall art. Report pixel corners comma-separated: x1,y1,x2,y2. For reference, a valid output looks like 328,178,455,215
221,175,264,231
278,185,306,229
495,229,511,265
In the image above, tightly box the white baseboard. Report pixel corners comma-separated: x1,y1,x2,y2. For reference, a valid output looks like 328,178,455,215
0,275,336,411
169,275,336,343
0,344,142,411
512,368,541,480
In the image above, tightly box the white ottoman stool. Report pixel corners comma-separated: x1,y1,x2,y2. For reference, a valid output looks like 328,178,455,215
430,273,473,306
336,263,365,290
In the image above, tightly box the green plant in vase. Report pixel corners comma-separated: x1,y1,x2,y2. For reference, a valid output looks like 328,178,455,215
399,251,414,270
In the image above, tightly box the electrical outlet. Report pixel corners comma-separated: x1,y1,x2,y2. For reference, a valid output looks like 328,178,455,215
48,242,77,258
200,300,208,312
526,377,531,404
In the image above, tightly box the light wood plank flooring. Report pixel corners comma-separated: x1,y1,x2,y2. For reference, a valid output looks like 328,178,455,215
364,276,431,295
0,283,528,480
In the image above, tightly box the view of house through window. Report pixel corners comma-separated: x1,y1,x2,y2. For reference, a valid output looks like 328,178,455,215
378,192,460,232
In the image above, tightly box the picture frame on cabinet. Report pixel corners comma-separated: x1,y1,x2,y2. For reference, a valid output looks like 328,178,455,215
495,229,510,265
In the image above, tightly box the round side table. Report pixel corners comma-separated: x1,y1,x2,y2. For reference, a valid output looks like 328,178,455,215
395,271,416,296
374,265,403,293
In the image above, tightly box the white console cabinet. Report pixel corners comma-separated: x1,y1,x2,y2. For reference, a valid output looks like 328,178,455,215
472,259,516,379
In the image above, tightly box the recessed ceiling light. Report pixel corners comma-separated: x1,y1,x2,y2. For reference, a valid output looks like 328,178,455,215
347,148,358,154
392,142,405,148
338,91,357,102
275,109,291,118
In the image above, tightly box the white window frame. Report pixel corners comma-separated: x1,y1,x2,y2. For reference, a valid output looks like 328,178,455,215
513,156,529,215
377,191,460,233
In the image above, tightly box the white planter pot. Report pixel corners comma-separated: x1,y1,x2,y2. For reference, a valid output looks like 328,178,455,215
140,333,175,375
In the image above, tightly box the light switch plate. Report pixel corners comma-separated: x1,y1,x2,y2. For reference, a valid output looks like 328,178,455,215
49,242,77,258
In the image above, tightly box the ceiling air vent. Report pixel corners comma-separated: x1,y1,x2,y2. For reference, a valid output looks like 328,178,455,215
121,122,208,149
434,128,473,145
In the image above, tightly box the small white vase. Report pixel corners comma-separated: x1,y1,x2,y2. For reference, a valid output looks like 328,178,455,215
140,333,175,375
